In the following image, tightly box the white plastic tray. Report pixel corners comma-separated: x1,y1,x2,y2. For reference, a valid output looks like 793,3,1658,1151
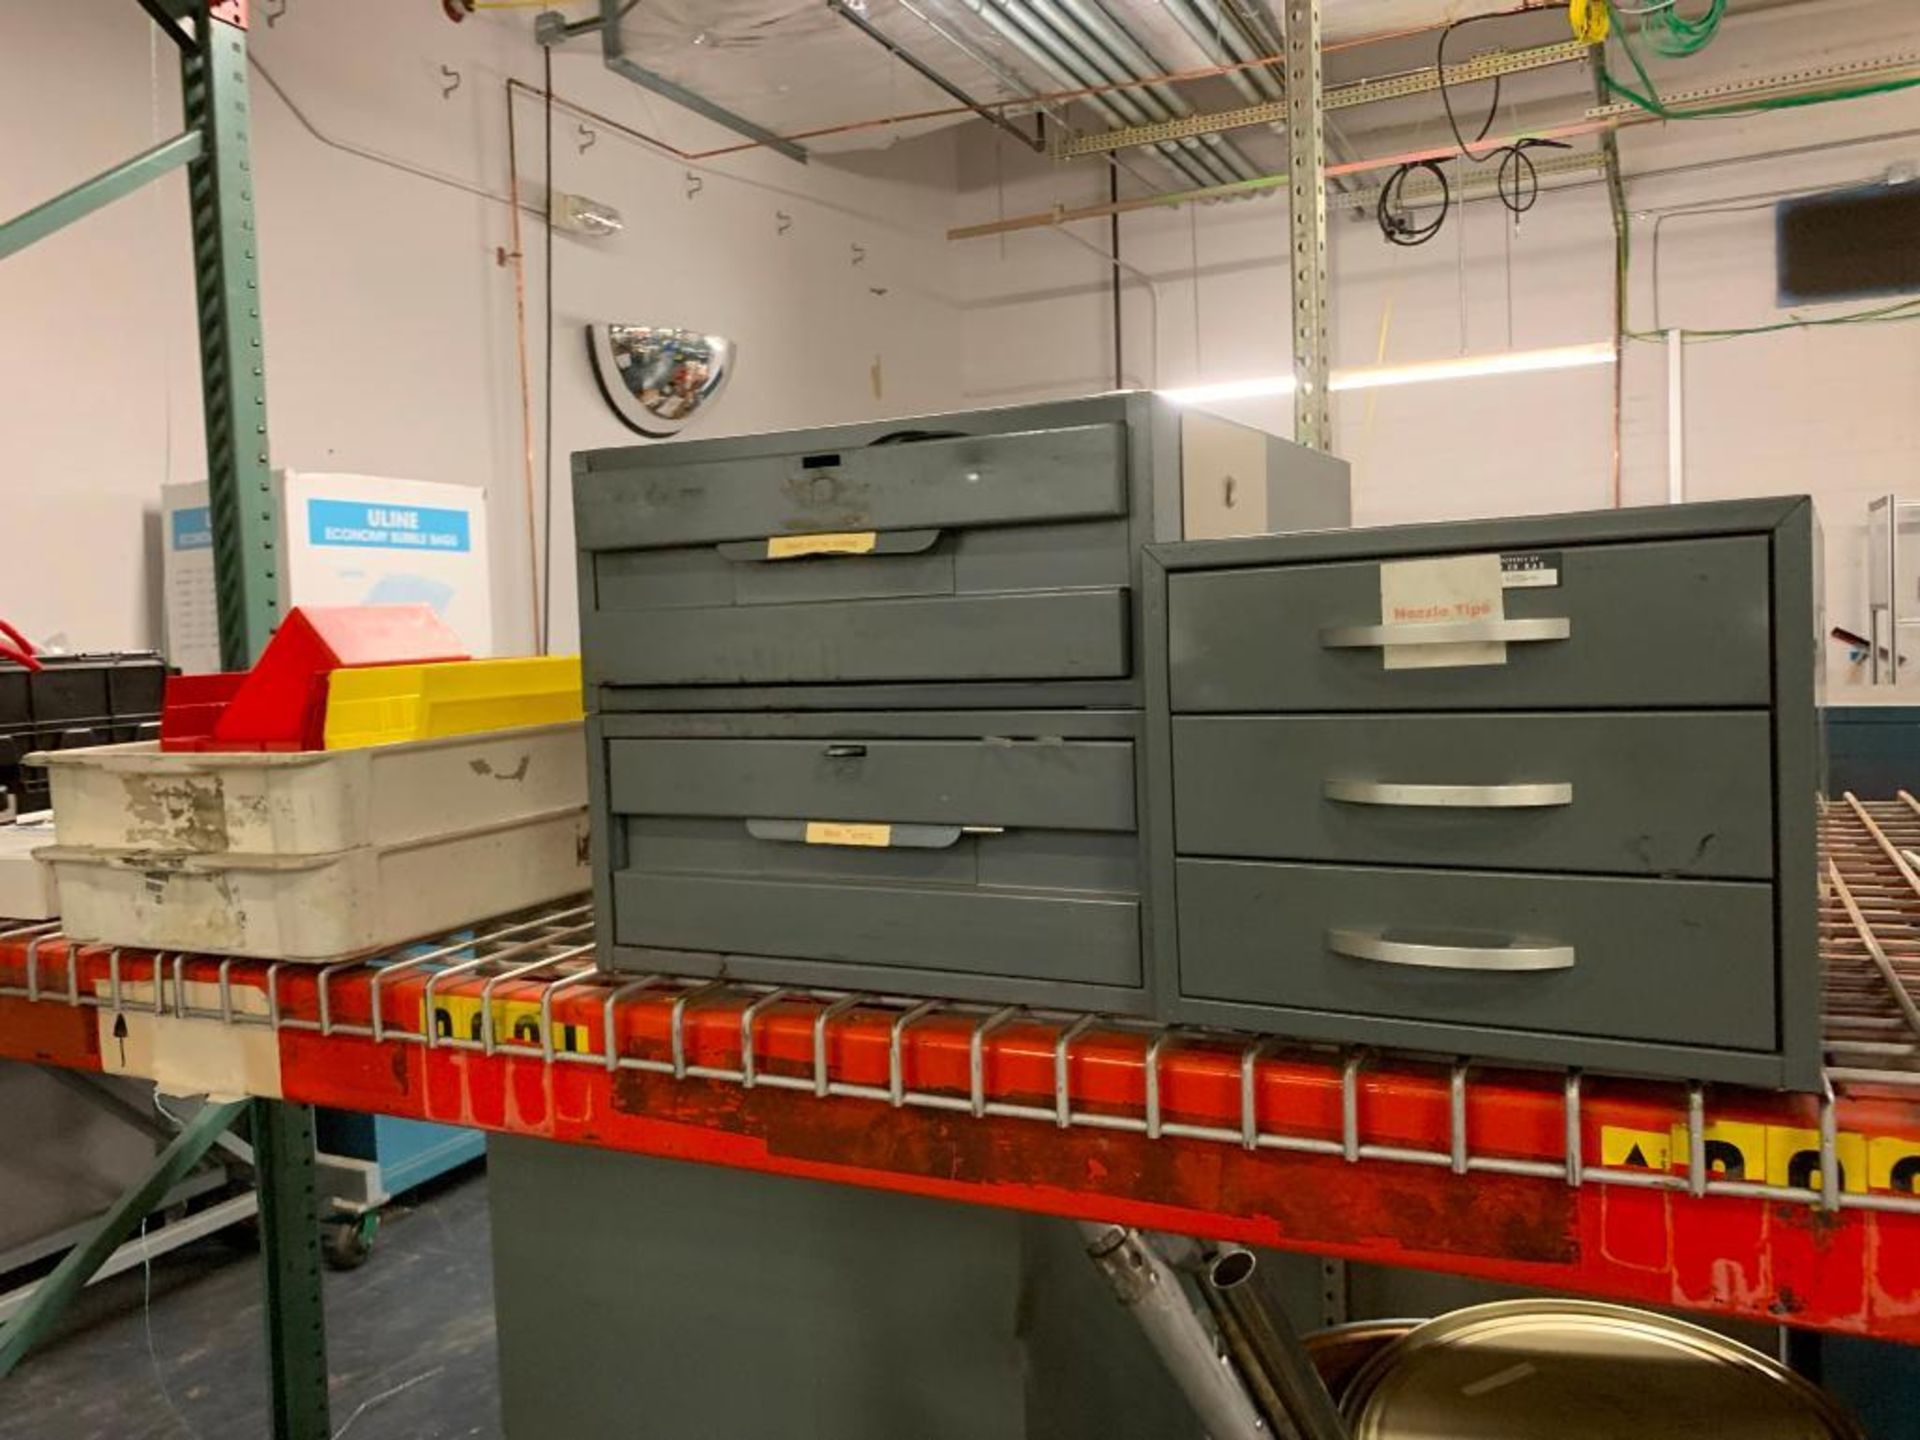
32,723,586,856
40,807,590,962
0,817,59,921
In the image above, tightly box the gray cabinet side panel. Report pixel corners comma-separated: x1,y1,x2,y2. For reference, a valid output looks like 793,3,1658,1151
1774,500,1824,1090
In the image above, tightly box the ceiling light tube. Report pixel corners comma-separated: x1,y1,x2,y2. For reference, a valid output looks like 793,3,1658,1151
1158,341,1616,406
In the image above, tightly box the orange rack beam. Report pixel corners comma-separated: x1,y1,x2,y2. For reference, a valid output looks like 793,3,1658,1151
3,797,1920,1342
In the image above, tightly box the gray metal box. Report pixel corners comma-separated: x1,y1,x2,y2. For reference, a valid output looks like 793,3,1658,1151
572,393,1349,711
589,709,1154,1011
1143,497,1824,1089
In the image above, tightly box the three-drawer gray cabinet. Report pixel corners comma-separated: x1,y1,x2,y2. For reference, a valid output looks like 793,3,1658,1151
574,393,1349,1014
1143,497,1823,1089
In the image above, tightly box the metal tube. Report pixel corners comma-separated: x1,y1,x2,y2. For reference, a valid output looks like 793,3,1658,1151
828,0,1044,152
1045,0,1261,180
1202,1246,1351,1440
1193,0,1286,97
959,0,1217,187
1022,0,1239,184
1163,0,1271,105
1666,327,1687,504
1028,0,1240,184
1078,1223,1270,1440
1193,1246,1299,1434
0,130,203,262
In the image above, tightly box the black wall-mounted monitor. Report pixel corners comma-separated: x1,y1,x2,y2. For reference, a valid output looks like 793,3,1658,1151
1776,181,1920,305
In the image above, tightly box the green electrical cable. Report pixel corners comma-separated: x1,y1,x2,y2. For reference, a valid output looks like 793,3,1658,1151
1628,296,1920,344
1640,0,1725,58
1599,0,1920,119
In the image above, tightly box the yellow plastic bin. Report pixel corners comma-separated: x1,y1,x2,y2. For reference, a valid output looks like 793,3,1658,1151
323,655,584,750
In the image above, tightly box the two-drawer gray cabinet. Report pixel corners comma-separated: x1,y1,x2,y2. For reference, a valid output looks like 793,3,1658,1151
574,393,1350,1014
587,710,1149,1010
1143,497,1824,1089
574,393,1350,713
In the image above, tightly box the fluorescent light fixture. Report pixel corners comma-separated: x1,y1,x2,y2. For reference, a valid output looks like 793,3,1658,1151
1335,340,1617,392
1158,374,1296,406
1158,341,1617,406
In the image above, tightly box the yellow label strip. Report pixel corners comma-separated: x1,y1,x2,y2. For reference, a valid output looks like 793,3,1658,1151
804,820,893,848
765,531,878,560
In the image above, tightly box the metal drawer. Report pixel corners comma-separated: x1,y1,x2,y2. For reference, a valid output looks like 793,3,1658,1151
1173,859,1776,1051
608,735,1135,831
600,722,1143,995
613,873,1139,988
1172,712,1774,878
580,421,1135,690
576,423,1130,551
585,588,1131,689
1168,536,1773,711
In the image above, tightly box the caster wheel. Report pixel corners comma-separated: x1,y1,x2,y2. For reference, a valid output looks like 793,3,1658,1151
323,1212,379,1271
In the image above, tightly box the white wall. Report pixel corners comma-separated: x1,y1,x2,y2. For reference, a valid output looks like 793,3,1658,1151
949,0,1920,694
0,2,965,658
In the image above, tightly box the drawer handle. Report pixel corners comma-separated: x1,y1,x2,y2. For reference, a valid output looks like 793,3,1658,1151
1319,617,1572,649
1323,780,1573,809
1327,928,1576,972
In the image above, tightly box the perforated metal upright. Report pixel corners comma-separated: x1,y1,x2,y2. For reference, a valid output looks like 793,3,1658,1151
1284,0,1331,453
176,8,329,1434
0,4,327,1434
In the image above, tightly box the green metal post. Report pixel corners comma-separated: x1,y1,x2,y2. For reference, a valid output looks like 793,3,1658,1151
0,1100,248,1378
181,6,280,671
179,8,331,1437
250,1099,332,1438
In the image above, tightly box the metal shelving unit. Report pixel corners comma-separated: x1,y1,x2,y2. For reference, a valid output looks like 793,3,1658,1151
2,796,1918,1343
1865,494,1920,685
0,3,328,1433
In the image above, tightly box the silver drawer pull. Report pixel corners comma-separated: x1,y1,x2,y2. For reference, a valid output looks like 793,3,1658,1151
1323,780,1573,809
1327,928,1575,972
1319,617,1572,649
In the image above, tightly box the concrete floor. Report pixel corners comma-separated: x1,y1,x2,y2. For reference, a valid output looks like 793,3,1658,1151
0,1164,500,1440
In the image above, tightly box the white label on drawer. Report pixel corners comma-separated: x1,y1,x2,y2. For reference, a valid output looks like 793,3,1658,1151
1501,551,1561,588
1379,554,1506,670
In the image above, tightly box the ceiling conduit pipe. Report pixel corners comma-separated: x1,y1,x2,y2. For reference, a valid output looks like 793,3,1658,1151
997,0,1234,184
957,0,1218,187
1049,0,1263,180
1198,0,1287,98
1161,0,1279,105
1021,0,1240,183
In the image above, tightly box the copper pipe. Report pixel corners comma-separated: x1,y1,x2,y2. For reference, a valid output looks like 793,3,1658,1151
948,116,1621,240
503,80,542,645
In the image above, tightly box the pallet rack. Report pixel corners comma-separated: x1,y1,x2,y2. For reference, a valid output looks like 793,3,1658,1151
2,795,1918,1343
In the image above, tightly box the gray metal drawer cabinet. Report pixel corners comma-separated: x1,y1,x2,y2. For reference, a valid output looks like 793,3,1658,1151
589,711,1153,1011
573,393,1349,710
1145,497,1823,1089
